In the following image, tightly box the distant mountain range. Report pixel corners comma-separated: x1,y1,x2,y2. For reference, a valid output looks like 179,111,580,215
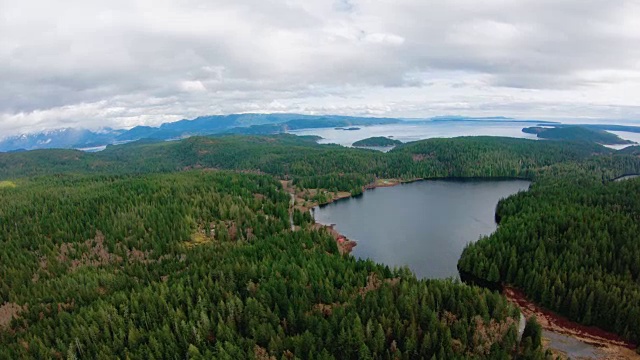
0,114,400,152
3,114,640,152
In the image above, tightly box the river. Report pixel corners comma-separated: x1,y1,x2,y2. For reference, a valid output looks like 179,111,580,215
312,179,530,279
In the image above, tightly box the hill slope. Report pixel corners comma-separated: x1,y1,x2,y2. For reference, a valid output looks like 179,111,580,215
522,126,635,145
2,134,640,350
353,137,403,147
0,171,538,359
0,114,399,152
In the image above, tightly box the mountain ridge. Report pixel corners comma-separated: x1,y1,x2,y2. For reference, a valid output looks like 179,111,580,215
4,113,640,152
0,113,400,152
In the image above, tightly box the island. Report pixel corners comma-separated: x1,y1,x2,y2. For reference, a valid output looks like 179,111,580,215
334,127,361,131
352,136,403,147
522,125,635,145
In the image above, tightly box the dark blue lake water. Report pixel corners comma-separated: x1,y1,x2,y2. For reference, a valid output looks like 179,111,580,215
313,179,530,279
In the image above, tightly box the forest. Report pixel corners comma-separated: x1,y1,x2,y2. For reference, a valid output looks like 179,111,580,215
2,134,638,187
458,175,640,344
2,134,640,358
352,137,403,147
521,126,634,145
0,172,545,359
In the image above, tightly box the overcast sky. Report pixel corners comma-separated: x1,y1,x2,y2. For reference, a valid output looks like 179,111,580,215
1,0,640,136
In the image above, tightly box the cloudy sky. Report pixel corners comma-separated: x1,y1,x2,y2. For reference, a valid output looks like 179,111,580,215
1,0,640,136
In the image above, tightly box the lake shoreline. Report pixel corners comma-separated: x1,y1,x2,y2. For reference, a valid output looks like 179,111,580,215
504,286,639,359
612,174,640,182
310,176,531,255
316,176,531,208
309,177,638,358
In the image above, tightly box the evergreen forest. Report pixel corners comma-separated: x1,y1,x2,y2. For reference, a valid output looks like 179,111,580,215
2,134,640,358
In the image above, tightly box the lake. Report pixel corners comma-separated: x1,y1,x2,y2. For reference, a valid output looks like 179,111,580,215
313,179,531,279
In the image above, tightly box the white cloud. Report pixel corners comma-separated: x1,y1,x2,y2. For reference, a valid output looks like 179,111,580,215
0,0,639,136
362,33,405,45
179,81,207,93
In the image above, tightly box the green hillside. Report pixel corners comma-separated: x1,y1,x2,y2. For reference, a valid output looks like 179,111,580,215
0,171,539,359
353,137,403,147
2,134,640,356
522,126,635,145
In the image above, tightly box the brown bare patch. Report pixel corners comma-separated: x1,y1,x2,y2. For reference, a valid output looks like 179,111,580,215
0,302,22,329
504,286,639,359
126,248,153,264
254,345,276,360
227,221,238,240
311,223,358,255
441,311,458,326
246,227,256,241
186,221,241,248
412,154,427,162
38,231,160,275
359,273,383,297
451,339,464,354
359,273,401,297
365,178,402,189
57,300,75,313
469,315,517,356
19,340,29,351
312,303,343,317
67,231,123,270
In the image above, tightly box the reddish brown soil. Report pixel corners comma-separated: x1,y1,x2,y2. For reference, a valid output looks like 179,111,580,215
505,286,639,359
311,223,357,255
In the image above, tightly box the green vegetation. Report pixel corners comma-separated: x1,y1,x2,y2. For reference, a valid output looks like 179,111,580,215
521,317,543,358
0,172,536,359
459,177,640,343
522,126,635,145
353,137,402,147
2,134,635,188
2,133,640,356
0,180,16,188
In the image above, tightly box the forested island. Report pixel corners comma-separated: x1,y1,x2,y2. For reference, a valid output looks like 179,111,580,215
522,126,635,145
1,134,640,358
352,137,402,147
